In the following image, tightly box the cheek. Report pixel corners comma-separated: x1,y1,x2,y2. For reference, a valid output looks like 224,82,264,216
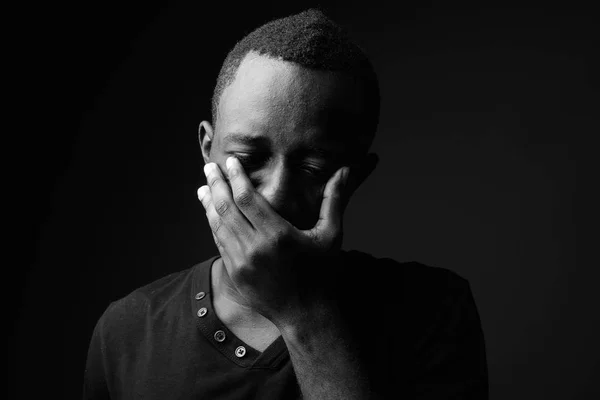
303,184,328,213
291,189,325,230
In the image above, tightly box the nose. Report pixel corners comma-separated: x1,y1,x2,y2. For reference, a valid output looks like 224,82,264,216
256,158,300,223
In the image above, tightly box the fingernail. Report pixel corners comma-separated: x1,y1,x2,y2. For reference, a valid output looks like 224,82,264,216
197,186,208,201
342,168,350,186
226,156,236,171
203,163,213,176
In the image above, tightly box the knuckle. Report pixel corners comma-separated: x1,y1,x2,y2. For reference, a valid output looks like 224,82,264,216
207,176,219,188
210,216,224,234
247,245,266,265
255,208,269,224
233,188,254,208
269,227,292,248
214,199,230,215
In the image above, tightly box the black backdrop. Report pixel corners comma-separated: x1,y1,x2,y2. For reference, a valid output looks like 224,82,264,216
12,1,595,399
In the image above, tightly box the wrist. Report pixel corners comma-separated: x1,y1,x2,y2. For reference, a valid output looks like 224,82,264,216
277,300,344,345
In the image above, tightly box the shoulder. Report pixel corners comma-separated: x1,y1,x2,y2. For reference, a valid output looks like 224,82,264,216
112,265,194,313
341,248,470,294
339,249,484,355
96,264,198,348
339,249,474,323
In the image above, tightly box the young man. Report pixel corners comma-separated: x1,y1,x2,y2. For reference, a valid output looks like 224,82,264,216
83,9,488,399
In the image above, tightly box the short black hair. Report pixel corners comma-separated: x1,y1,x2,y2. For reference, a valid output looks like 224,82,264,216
211,8,380,154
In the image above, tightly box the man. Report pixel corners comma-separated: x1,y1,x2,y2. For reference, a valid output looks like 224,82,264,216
83,9,488,399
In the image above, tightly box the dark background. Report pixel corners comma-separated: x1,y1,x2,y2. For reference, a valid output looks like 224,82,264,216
12,0,595,399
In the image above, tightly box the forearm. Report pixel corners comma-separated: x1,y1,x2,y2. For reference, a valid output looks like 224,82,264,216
278,304,381,400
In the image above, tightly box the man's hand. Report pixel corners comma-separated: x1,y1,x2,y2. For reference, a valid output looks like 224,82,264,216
197,156,350,328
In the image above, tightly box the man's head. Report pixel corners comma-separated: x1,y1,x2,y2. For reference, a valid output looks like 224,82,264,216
199,9,379,230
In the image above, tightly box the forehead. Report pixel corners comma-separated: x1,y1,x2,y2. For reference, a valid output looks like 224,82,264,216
216,52,365,151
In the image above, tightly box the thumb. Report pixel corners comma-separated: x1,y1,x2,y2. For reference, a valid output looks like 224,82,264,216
306,166,348,244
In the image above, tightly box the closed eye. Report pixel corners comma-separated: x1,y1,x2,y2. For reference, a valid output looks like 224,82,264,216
234,153,267,170
233,153,330,181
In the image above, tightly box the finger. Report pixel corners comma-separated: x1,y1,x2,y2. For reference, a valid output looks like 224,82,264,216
198,188,224,251
204,162,255,239
225,156,283,232
198,184,235,246
305,166,348,242
198,184,244,273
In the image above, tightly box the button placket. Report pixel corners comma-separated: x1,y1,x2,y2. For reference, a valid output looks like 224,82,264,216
191,256,289,367
196,291,208,318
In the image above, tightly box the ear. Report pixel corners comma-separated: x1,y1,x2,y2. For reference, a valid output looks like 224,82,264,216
198,120,214,164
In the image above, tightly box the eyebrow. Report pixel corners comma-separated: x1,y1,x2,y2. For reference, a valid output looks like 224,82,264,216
223,133,270,148
223,132,337,159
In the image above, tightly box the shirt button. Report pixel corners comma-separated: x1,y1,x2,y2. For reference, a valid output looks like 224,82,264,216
197,307,207,317
214,330,226,342
195,291,206,300
235,346,246,358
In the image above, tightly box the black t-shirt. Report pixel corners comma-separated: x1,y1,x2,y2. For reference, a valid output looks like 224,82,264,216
83,249,488,399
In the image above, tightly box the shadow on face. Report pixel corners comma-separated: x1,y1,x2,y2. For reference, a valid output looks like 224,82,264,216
199,52,373,231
